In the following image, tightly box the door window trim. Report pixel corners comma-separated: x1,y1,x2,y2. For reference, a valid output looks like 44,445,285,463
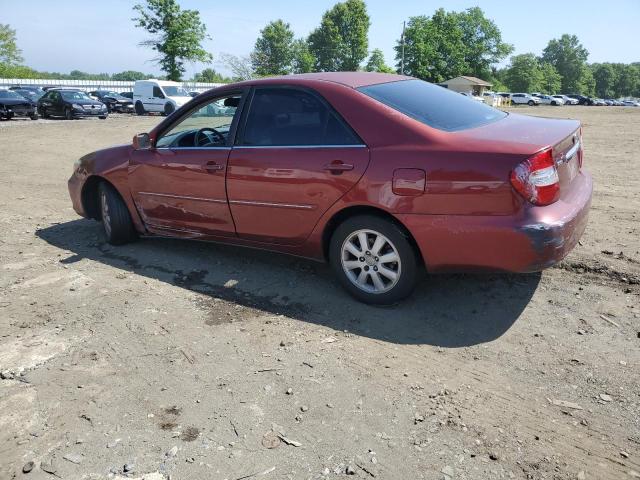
154,88,249,150
234,85,366,148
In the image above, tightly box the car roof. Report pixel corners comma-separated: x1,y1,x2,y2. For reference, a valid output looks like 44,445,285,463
238,72,412,89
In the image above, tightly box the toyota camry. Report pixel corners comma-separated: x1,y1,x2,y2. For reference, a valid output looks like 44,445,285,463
68,72,592,304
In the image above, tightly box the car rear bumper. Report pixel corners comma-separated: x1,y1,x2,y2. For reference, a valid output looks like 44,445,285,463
397,171,592,273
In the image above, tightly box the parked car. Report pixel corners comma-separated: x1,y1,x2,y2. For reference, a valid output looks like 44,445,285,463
592,98,606,106
133,79,191,116
89,90,134,113
37,88,108,120
9,85,46,102
68,72,592,304
534,94,564,106
0,89,38,120
120,91,134,99
566,94,594,106
511,93,539,105
622,100,640,107
552,95,578,105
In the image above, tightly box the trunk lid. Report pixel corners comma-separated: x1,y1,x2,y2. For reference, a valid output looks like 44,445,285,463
452,112,582,197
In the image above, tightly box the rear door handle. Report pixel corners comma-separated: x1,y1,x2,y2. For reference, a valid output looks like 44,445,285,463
324,161,354,174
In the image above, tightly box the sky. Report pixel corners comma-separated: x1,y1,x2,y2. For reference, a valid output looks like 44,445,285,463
2,0,639,79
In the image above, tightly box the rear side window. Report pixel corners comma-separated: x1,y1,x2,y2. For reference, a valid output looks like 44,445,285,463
241,88,361,146
358,79,506,132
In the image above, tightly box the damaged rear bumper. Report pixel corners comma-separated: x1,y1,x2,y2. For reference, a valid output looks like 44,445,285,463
396,172,592,273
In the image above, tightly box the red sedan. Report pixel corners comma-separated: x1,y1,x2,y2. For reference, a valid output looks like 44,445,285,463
68,72,592,304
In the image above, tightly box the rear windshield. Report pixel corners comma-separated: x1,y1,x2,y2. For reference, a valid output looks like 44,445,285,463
357,79,507,132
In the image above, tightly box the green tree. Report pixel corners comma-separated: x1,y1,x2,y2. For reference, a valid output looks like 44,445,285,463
133,0,212,81
112,70,153,81
394,10,467,82
251,20,295,76
612,63,639,97
365,49,394,73
503,54,543,92
193,67,230,83
291,39,315,73
0,24,23,64
308,0,370,71
454,7,513,79
539,63,562,94
591,63,617,98
541,34,589,93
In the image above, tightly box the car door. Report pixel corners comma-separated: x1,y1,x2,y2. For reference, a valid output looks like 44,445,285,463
51,91,64,115
150,86,165,112
226,86,369,245
128,91,246,237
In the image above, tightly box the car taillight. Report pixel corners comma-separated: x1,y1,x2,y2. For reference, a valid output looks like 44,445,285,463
578,128,584,168
510,148,560,206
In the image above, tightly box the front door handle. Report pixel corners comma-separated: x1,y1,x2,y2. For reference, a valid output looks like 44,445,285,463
324,160,354,174
204,162,224,172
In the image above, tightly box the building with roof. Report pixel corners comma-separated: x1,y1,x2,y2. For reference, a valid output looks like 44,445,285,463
439,76,493,96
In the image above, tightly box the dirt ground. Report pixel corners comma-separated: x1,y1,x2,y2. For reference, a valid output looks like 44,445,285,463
0,106,638,480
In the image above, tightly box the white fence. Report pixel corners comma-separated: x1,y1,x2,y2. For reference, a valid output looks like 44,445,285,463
0,78,225,93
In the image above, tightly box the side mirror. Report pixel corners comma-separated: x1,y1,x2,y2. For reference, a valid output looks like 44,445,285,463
133,133,151,150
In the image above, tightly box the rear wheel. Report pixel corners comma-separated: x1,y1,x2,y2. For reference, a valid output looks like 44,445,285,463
329,215,418,304
98,182,136,245
135,101,145,116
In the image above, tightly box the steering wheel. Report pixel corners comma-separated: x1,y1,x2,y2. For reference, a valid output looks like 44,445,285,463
194,127,225,147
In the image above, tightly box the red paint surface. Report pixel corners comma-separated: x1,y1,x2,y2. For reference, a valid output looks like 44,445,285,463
68,72,592,272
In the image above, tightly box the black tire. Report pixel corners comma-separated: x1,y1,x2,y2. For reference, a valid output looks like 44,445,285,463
98,182,136,245
99,115,107,120
329,215,418,305
528,100,535,106
65,107,74,120
551,101,557,106
163,102,175,116
135,101,146,116
30,113,39,120
41,108,49,119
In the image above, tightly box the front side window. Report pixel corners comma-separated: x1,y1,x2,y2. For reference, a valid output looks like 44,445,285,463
241,88,361,146
163,86,189,97
152,86,163,98
156,94,241,148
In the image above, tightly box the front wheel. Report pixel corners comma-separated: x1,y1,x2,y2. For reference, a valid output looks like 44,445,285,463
528,100,535,106
30,113,39,120
98,182,136,245
65,108,74,120
99,115,107,120
163,102,175,116
329,215,418,304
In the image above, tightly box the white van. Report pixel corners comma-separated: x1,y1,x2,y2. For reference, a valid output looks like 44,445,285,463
133,79,191,116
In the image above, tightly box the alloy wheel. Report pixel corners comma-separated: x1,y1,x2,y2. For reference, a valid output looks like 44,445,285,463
101,190,112,238
340,229,401,294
